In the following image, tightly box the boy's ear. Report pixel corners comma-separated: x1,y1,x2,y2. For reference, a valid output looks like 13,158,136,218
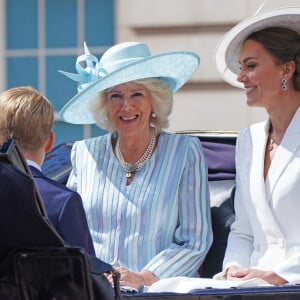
45,131,55,153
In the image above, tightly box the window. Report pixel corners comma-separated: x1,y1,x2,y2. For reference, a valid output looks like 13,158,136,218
5,0,114,144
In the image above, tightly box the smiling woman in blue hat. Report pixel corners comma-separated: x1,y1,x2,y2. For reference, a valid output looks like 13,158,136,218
59,42,212,290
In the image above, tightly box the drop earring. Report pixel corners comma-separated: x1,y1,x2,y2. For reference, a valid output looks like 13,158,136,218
281,78,287,91
151,112,156,118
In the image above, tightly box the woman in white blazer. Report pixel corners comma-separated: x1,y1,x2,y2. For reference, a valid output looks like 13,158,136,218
214,6,300,285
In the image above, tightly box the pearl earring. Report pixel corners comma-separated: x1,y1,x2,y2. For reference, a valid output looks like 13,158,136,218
150,112,156,128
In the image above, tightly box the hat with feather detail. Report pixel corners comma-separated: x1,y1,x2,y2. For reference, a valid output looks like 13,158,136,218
59,42,200,124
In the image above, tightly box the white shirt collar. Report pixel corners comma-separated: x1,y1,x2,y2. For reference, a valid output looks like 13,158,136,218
26,159,41,171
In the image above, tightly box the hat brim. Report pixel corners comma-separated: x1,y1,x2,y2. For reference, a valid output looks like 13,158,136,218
215,7,300,89
60,51,200,124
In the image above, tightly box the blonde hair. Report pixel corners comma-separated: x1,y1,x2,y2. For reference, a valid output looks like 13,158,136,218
0,86,54,152
88,78,173,133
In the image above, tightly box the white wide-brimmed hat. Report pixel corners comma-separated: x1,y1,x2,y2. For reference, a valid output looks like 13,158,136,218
215,6,300,89
59,42,200,124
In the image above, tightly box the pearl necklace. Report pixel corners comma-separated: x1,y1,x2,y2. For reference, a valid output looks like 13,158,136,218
115,130,156,178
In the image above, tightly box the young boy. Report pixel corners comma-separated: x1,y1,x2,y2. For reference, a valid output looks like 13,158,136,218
0,86,95,255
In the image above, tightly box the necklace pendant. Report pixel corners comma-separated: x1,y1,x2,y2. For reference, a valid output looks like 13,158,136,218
126,172,132,178
268,138,274,151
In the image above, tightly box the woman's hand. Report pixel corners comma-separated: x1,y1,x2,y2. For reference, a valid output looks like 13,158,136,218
105,267,158,290
226,265,288,285
226,265,249,280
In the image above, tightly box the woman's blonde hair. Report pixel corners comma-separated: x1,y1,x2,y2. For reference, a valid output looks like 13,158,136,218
88,78,173,133
0,86,54,152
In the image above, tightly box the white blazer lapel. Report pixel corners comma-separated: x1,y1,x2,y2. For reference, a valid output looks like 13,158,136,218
249,122,285,240
267,107,300,196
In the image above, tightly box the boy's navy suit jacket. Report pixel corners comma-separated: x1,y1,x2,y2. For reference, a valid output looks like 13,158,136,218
30,166,95,256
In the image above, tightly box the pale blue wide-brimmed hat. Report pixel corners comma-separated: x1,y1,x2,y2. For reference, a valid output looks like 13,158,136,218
215,6,300,89
59,42,200,124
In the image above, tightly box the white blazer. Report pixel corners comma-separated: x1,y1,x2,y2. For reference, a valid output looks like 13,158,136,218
223,107,300,284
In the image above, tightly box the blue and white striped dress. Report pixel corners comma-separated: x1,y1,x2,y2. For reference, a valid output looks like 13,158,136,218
67,131,212,278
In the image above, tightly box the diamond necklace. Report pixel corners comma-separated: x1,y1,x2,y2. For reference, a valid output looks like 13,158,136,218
115,130,156,178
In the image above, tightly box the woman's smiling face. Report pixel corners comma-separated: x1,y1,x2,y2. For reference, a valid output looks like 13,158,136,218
237,39,284,108
106,81,153,137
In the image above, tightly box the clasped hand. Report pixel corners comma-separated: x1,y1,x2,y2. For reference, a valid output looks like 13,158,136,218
105,267,158,290
226,265,288,285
